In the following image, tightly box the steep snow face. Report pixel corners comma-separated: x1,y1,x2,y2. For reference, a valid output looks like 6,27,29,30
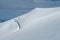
0,7,60,40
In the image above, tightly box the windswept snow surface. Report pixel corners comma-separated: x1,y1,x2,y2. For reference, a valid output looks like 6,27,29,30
0,7,60,40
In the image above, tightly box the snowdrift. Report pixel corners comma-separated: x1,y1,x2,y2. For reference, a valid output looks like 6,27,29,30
0,7,60,40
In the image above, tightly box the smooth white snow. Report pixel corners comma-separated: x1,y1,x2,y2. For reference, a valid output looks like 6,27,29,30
0,7,60,40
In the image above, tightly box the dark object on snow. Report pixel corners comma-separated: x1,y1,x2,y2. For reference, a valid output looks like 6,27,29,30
14,19,21,30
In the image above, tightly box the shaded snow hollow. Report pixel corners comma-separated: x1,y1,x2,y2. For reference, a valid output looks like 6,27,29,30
0,7,60,40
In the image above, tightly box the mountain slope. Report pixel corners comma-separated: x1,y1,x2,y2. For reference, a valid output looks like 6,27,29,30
0,7,60,40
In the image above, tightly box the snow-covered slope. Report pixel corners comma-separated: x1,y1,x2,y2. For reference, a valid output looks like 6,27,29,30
0,7,60,40
0,19,19,38
15,7,60,27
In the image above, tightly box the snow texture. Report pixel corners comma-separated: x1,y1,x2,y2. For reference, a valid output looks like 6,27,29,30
0,7,60,40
